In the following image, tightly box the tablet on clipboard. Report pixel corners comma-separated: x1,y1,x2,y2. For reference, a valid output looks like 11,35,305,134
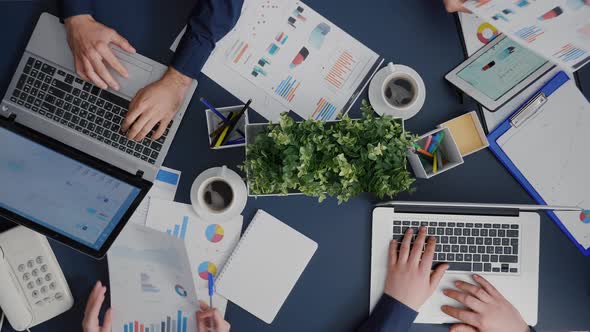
446,34,554,111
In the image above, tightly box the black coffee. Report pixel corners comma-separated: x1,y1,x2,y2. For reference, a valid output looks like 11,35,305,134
384,78,416,107
203,180,234,211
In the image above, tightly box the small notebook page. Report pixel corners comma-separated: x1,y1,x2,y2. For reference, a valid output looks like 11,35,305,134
215,210,318,324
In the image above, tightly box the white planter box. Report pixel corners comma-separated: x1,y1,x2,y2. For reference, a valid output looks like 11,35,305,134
244,118,408,197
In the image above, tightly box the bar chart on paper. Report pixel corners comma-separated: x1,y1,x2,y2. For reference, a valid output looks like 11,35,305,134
324,51,356,90
123,310,188,332
311,97,338,121
274,76,301,102
166,216,188,240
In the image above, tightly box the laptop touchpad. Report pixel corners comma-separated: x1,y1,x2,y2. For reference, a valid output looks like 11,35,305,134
109,48,153,98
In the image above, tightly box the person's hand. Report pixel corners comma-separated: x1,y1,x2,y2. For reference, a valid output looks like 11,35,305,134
65,14,136,91
443,0,471,13
82,281,113,332
196,301,230,332
122,67,191,141
384,226,449,311
442,275,529,332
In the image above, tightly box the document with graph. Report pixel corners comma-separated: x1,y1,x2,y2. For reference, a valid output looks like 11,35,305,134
464,0,590,71
108,224,199,332
202,0,383,121
145,199,244,316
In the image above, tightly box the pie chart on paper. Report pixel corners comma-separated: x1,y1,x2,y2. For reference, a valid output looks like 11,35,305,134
198,261,218,280
477,22,499,44
580,210,590,224
205,224,225,243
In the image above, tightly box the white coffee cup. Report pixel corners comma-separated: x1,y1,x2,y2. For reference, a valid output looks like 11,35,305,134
368,62,426,120
190,166,247,222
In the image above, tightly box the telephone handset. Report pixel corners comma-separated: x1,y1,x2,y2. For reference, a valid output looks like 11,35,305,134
0,226,74,331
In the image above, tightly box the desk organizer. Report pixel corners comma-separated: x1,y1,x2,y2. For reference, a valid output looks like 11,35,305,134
407,127,464,179
438,111,489,157
205,105,249,150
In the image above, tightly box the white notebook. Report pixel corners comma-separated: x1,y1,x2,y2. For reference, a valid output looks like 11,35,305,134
215,210,318,324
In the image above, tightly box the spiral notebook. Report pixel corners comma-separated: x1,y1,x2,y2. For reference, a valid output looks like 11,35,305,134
215,210,318,324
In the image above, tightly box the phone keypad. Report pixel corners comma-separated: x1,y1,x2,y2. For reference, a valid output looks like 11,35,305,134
16,256,65,306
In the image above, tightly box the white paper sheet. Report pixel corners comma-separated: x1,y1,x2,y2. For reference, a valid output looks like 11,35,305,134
145,199,244,317
458,12,501,56
129,167,181,225
108,224,199,332
497,80,590,249
200,0,381,122
464,0,590,71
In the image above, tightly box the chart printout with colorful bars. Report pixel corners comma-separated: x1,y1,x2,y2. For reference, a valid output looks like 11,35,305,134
108,224,199,332
145,199,244,316
464,0,590,71
202,0,383,122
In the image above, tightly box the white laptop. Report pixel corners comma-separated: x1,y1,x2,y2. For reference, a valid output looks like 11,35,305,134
371,201,540,325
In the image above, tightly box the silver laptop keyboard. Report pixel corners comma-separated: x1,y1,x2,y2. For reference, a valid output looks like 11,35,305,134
7,55,172,164
392,220,520,274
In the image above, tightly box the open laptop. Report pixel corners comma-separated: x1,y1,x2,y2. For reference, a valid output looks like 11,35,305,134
0,13,197,258
371,201,540,325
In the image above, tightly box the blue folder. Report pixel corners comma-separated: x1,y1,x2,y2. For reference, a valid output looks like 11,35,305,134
488,71,590,256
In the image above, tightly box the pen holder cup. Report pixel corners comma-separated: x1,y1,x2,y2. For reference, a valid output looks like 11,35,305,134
406,127,464,179
206,105,249,150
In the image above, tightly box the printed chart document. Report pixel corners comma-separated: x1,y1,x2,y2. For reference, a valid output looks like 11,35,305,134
145,199,244,316
108,224,199,332
201,0,383,121
464,0,590,71
497,80,590,249
459,12,501,55
128,167,181,225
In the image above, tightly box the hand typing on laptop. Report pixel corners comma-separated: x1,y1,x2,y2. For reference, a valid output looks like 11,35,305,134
64,15,192,141
359,227,534,332
442,275,529,332
62,0,244,141
383,227,449,311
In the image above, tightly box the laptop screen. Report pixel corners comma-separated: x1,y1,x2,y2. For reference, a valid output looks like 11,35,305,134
0,126,141,250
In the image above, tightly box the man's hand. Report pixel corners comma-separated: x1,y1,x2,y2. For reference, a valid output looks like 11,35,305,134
196,301,230,332
442,275,529,332
443,0,471,13
65,15,136,91
82,281,112,332
384,227,449,311
122,68,191,141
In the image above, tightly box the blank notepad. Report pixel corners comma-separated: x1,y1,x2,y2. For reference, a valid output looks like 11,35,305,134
215,210,318,323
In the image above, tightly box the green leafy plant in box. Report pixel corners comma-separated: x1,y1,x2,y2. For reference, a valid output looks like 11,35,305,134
243,100,417,203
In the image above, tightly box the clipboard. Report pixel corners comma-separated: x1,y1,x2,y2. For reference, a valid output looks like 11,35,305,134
488,71,590,255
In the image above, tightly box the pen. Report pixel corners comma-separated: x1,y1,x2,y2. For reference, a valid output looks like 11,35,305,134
224,138,246,145
208,273,215,332
200,97,231,126
212,100,252,146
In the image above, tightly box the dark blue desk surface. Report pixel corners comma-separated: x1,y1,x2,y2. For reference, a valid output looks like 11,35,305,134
1,1,590,331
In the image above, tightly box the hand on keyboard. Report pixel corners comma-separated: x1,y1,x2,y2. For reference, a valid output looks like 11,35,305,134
384,227,449,311
82,281,113,332
64,14,136,91
442,275,529,332
122,68,191,141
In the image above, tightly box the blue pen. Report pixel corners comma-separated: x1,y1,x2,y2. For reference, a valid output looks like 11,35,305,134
208,273,215,332
224,138,246,146
208,272,215,309
200,97,232,126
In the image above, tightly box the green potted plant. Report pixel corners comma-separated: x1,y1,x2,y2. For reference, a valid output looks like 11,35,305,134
243,100,416,203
